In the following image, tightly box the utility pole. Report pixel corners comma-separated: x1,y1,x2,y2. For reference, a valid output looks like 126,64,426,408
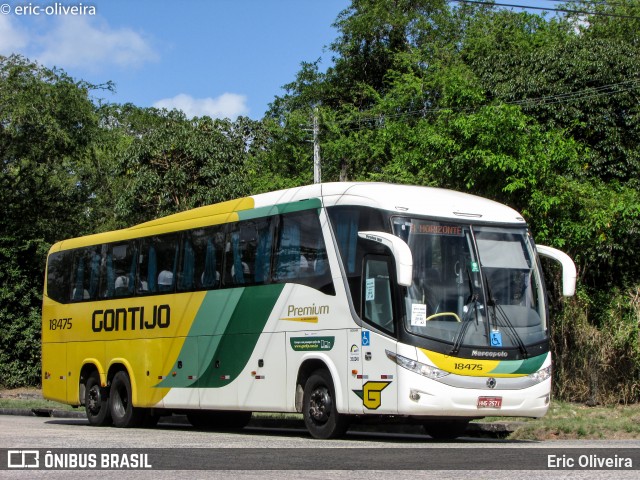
313,106,321,184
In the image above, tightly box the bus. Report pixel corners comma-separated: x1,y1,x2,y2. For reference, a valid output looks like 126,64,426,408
42,182,576,439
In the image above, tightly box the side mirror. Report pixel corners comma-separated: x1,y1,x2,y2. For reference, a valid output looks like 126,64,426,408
536,245,577,297
358,231,413,287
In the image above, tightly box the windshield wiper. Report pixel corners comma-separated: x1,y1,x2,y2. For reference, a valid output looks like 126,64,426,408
450,292,479,355
484,276,529,358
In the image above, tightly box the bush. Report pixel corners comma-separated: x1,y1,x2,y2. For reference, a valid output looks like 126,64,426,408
552,286,640,405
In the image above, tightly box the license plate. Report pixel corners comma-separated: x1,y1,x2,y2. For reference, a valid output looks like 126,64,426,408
477,396,502,409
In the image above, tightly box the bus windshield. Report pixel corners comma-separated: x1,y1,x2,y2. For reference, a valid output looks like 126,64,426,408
392,218,547,350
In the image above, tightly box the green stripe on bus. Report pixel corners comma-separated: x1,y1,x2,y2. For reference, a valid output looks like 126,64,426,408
237,198,321,221
156,284,285,389
489,353,547,375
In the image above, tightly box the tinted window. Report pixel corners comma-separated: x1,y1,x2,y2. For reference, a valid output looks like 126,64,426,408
363,256,395,333
102,242,136,299
46,208,335,303
46,251,73,303
274,210,334,294
226,218,273,286
181,226,225,290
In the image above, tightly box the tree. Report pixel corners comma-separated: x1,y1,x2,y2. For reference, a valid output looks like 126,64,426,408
264,0,640,402
113,107,269,225
0,55,105,386
462,5,640,186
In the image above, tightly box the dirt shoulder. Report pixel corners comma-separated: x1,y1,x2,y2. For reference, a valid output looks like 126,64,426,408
0,387,43,399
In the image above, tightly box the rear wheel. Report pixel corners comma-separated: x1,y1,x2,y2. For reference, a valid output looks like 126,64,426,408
84,371,111,426
187,410,252,430
423,419,469,440
303,370,349,439
109,371,146,428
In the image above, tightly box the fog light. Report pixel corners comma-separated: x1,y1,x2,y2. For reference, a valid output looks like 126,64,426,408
409,389,421,402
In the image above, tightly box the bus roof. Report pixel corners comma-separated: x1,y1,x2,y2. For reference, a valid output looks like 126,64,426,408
50,182,526,252
255,183,525,224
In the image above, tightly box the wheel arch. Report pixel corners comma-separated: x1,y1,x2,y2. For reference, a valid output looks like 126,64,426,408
78,360,106,406
106,359,139,406
295,355,345,413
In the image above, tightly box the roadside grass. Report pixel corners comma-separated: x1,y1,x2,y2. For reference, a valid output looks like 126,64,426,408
0,388,76,411
479,400,640,440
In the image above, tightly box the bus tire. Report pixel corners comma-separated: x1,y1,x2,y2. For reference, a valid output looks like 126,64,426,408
303,370,349,439
84,371,112,426
187,410,252,430
109,371,146,428
423,419,469,440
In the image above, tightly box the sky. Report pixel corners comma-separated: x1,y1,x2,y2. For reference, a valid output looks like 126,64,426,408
0,1,567,120
0,0,350,119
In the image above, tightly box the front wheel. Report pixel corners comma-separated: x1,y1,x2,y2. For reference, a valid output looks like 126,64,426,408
109,371,146,428
302,370,349,439
84,371,111,426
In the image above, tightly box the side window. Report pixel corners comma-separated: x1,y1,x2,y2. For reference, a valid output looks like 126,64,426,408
138,234,178,294
177,234,196,291
70,246,103,302
274,210,334,294
103,242,136,298
226,218,273,286
363,256,395,334
183,226,225,291
47,250,73,303
327,206,388,307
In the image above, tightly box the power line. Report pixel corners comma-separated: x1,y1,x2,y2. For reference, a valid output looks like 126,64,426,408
544,1,637,7
328,78,640,132
450,0,640,20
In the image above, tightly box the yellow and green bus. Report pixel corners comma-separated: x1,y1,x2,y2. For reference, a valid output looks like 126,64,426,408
42,182,575,439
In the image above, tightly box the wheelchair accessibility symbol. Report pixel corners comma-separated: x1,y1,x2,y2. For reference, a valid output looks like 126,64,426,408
490,331,503,347
362,331,370,347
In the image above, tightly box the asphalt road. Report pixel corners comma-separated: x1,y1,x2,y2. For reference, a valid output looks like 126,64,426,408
1,415,639,479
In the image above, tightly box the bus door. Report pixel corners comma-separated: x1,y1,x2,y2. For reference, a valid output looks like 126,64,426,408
359,255,398,414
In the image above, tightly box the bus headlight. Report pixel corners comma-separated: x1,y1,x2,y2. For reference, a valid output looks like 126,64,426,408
386,350,449,380
527,365,552,384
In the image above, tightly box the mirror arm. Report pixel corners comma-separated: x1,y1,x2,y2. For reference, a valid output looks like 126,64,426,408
536,244,576,296
358,231,413,287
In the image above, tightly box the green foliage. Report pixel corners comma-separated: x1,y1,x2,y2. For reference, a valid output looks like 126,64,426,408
552,286,640,405
463,6,640,186
248,113,316,193
2,0,640,403
112,107,268,225
0,55,106,387
264,0,640,402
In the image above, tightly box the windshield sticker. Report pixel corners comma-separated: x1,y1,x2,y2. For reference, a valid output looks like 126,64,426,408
365,278,375,301
417,224,463,236
471,261,479,272
411,303,427,327
490,331,503,347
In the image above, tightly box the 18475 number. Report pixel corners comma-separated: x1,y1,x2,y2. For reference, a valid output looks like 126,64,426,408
454,362,483,371
49,318,72,330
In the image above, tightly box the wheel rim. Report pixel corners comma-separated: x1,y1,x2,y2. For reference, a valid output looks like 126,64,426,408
309,386,331,424
87,385,102,415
